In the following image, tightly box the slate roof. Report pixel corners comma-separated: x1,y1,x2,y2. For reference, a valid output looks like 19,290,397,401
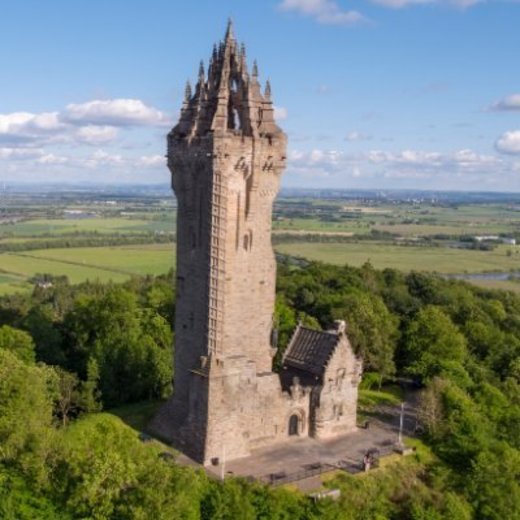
283,325,340,377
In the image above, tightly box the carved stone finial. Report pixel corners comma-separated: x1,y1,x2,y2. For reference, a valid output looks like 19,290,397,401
333,320,347,335
264,79,271,99
252,60,259,78
225,17,234,41
184,80,192,102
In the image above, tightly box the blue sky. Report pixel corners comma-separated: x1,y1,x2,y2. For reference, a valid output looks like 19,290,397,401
1,0,519,191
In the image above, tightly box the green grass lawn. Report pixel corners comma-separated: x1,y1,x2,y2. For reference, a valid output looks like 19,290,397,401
19,243,175,275
0,244,175,291
273,218,370,234
0,272,31,295
373,223,514,237
275,242,520,274
465,278,520,293
358,386,404,413
109,400,164,432
0,217,174,237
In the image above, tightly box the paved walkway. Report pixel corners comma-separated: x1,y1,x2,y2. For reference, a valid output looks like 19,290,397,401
205,422,398,483
167,386,421,491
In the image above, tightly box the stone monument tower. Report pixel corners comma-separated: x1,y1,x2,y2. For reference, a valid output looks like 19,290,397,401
164,20,286,462
152,22,361,465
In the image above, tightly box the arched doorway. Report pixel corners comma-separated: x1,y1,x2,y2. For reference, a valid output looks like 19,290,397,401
288,414,299,436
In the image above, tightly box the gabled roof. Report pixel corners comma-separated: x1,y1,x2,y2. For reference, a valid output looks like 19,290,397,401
283,325,340,377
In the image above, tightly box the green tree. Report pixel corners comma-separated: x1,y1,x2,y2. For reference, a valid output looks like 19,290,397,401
0,325,35,364
23,305,65,365
51,368,81,427
0,349,56,484
78,357,102,414
467,443,520,520
332,291,399,385
63,286,173,406
403,306,468,383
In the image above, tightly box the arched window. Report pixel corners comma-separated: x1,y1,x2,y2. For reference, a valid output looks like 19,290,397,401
233,108,241,130
288,414,299,436
244,230,252,251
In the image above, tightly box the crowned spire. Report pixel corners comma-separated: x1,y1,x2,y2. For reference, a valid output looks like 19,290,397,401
264,80,271,100
172,21,283,139
184,80,192,102
225,17,234,41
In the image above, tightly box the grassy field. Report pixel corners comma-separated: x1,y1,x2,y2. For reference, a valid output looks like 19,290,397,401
109,400,164,432
2,197,520,296
373,223,512,237
273,218,370,234
0,244,175,293
0,217,175,237
0,273,31,295
275,242,520,274
272,202,520,238
465,278,520,293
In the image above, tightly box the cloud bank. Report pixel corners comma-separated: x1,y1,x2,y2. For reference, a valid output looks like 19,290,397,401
496,131,520,155
279,0,366,25
0,99,170,148
490,94,520,112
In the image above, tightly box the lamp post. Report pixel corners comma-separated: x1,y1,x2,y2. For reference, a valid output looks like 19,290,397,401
398,402,405,447
221,444,226,481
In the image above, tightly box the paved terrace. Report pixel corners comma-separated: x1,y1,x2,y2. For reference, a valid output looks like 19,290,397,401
162,387,419,489
205,422,398,482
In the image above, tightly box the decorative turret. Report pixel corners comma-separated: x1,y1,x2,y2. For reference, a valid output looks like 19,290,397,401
169,20,282,141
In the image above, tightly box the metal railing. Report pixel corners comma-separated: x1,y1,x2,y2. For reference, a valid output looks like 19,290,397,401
262,462,335,487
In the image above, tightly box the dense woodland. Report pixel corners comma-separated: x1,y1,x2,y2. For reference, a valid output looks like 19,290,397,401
0,261,519,519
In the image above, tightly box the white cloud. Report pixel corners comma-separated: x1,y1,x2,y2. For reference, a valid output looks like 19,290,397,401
62,99,170,127
274,106,288,121
77,149,123,169
75,125,119,145
496,131,520,155
37,153,68,165
0,98,168,149
316,84,329,94
490,94,520,112
0,111,65,145
0,112,63,133
369,0,429,8
279,0,366,25
0,147,44,160
138,154,165,167
286,146,505,186
369,0,480,8
345,131,372,142
364,148,499,172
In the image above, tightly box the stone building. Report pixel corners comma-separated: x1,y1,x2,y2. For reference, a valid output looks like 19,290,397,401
151,21,362,465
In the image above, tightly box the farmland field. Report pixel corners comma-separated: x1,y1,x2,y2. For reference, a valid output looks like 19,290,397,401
2,188,520,295
1,217,174,237
0,244,175,292
275,242,520,274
